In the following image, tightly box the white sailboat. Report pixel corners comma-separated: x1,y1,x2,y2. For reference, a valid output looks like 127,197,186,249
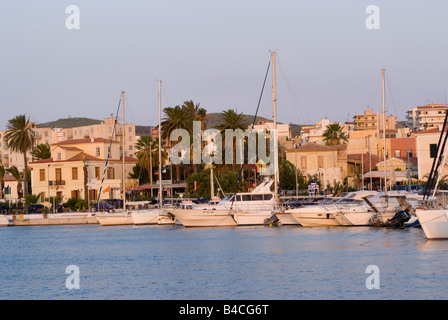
232,51,281,226
96,91,134,226
131,80,175,225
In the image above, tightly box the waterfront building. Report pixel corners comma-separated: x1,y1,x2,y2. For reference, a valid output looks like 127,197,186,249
0,116,137,173
29,138,138,206
285,143,349,190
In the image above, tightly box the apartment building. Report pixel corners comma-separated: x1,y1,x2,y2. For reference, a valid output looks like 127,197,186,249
352,109,397,134
407,104,448,132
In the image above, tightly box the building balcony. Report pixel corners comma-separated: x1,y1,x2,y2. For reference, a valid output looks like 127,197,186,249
49,180,66,186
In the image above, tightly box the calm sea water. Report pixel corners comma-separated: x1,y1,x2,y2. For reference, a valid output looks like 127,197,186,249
1,224,447,300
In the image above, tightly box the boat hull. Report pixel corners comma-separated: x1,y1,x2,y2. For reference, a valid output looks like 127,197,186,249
131,211,160,225
415,209,448,240
232,212,273,226
96,214,134,226
276,213,299,225
165,208,237,227
287,206,340,227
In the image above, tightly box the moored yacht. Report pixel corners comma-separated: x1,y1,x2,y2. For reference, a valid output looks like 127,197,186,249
287,190,379,227
164,180,276,227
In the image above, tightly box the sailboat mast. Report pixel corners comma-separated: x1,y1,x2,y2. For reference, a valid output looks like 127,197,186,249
158,80,163,207
382,69,387,195
122,91,127,211
272,51,279,209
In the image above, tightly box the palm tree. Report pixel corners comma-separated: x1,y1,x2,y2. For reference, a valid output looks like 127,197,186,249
217,109,249,171
161,106,189,181
6,166,23,199
4,115,35,196
322,123,348,146
161,106,189,145
0,165,5,200
31,143,51,160
135,135,156,186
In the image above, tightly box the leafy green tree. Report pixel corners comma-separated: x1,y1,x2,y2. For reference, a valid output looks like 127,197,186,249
186,169,244,198
4,115,35,196
322,123,347,146
278,158,306,191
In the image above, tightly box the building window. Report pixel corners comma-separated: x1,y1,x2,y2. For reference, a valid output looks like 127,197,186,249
395,150,401,158
39,169,45,181
107,167,114,179
72,167,78,180
318,156,324,169
55,168,62,181
430,144,438,158
95,147,100,157
57,153,61,160
95,167,100,179
301,156,307,170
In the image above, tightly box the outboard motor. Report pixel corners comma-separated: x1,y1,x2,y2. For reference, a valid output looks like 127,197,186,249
385,210,411,228
264,214,282,227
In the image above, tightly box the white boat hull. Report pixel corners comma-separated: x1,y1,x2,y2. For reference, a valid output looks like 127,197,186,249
96,214,134,226
165,208,237,227
415,209,448,240
287,206,340,227
276,212,299,225
131,211,160,225
335,212,374,226
232,212,273,226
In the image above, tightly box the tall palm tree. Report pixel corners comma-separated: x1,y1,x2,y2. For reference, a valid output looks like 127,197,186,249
217,109,249,171
6,166,23,199
4,115,35,196
31,143,51,160
0,165,5,200
322,123,348,146
161,106,189,181
135,135,155,185
161,106,189,145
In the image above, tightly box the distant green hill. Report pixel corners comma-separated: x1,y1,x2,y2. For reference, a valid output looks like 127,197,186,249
36,115,306,138
36,117,102,128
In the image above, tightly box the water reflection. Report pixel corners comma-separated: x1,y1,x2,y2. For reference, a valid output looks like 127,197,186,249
1,224,447,299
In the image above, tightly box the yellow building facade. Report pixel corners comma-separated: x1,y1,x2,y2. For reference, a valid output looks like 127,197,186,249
29,138,138,206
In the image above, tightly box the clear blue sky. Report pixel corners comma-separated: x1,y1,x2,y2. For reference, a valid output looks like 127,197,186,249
1,1,447,130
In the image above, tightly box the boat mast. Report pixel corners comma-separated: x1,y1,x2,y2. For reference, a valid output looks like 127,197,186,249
272,51,279,209
382,69,387,195
158,80,163,208
121,91,127,211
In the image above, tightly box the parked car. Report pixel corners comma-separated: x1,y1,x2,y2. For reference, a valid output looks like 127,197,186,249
94,202,115,212
28,204,47,214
